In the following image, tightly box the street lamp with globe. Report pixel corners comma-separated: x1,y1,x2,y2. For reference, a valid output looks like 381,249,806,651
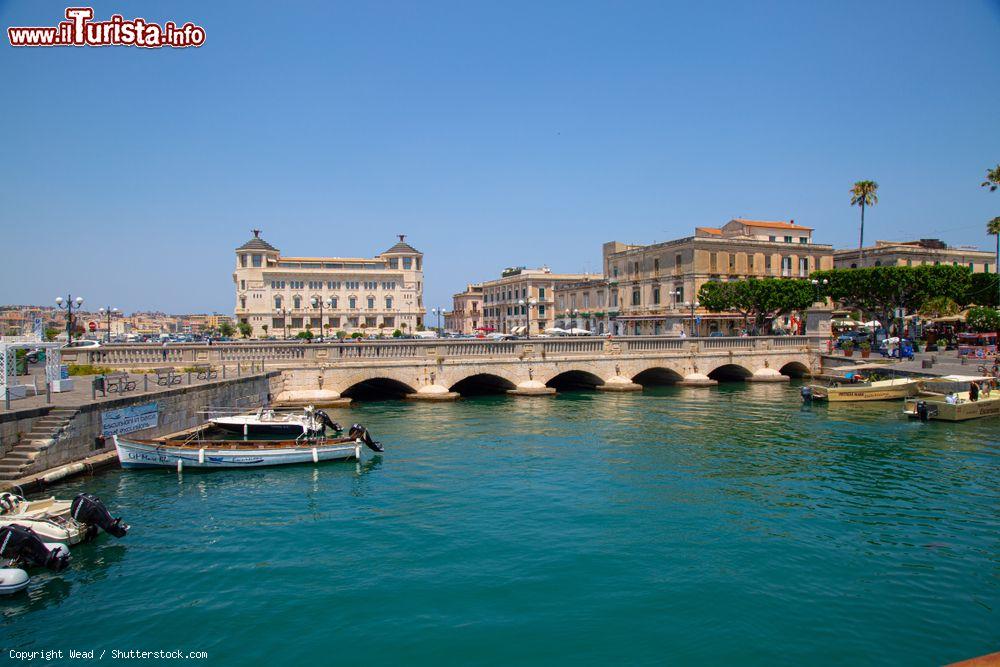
55,295,84,342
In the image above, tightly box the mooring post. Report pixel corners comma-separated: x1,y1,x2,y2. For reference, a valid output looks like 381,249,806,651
222,364,227,379
144,374,148,392
187,370,192,385
46,382,51,404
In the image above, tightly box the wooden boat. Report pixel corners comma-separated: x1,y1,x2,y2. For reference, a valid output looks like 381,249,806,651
114,424,382,470
208,406,341,437
802,377,919,402
0,493,127,545
903,392,1000,421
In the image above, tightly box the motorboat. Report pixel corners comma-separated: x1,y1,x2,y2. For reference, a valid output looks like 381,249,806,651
208,406,341,437
0,492,129,545
904,375,1000,421
0,524,71,595
115,423,383,470
802,377,920,402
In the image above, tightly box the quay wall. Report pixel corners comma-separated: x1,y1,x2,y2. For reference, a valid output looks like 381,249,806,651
1,372,283,486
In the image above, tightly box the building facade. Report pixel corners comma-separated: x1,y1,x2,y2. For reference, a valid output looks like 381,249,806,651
444,283,483,334
480,268,593,335
233,231,425,338
553,278,611,333
834,239,994,273
604,219,834,335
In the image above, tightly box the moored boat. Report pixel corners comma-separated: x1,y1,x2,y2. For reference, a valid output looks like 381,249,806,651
904,384,1000,422
802,377,919,402
114,424,383,470
0,493,128,545
208,406,341,437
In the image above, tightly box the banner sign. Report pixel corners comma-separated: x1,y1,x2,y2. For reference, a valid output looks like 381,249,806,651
101,402,158,436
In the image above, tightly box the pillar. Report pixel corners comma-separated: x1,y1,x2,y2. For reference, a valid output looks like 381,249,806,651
597,375,642,392
508,380,556,396
406,384,460,401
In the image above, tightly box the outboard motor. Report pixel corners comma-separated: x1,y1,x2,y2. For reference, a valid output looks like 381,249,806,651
71,493,129,538
348,424,384,453
314,410,342,434
915,400,929,422
800,386,813,402
0,525,70,572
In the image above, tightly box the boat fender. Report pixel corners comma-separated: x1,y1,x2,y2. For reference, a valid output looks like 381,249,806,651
800,386,813,402
348,424,384,453
915,400,929,422
70,493,129,538
243,423,248,436
177,459,183,473
199,449,205,464
0,568,29,595
0,524,71,572
312,447,318,463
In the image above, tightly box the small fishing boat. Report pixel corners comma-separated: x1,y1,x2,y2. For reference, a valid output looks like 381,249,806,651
208,406,341,437
904,376,1000,421
0,492,128,545
114,424,383,470
0,524,71,594
802,377,920,402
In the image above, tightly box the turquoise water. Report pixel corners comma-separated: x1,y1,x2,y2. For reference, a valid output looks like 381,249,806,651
2,382,998,665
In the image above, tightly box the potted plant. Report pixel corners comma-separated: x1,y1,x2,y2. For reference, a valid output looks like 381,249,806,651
842,340,855,357
859,341,871,358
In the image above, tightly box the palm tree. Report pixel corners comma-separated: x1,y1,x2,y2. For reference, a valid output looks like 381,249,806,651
850,180,879,263
981,164,1000,192
989,216,1000,306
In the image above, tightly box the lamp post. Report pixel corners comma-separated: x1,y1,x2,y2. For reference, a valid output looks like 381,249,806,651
684,301,700,337
98,306,119,343
517,297,538,338
55,295,84,342
431,307,443,336
278,307,289,339
311,297,333,342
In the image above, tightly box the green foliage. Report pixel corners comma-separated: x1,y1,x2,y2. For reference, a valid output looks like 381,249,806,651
217,322,235,337
965,306,1000,332
392,329,403,338
813,264,972,332
841,340,854,350
850,180,879,208
335,330,347,340
350,332,363,339
67,364,115,376
295,330,313,340
919,296,960,319
858,341,871,351
982,164,1000,192
698,278,816,334
237,322,253,339
962,273,998,307
416,324,425,332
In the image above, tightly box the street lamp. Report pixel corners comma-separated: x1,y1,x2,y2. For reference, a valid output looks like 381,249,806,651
517,297,538,338
431,307,444,336
55,295,84,342
310,297,333,342
278,307,290,339
683,301,700,337
98,306,119,343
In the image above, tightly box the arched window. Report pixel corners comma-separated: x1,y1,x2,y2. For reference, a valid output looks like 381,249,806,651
293,296,301,309
274,296,282,310
367,296,375,310
385,296,393,309
349,296,357,309
240,297,246,309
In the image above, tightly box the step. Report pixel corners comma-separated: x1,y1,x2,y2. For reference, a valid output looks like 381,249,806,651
4,452,35,460
0,465,27,474
0,472,25,481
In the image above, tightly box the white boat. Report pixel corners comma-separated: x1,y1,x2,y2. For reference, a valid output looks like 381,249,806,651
0,568,29,595
208,406,341,437
114,424,382,470
0,492,129,545
802,377,920,402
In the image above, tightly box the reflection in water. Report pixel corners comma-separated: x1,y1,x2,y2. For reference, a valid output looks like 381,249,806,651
1,382,997,666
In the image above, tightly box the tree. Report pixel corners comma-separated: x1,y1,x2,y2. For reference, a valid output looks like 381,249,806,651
813,265,971,338
850,180,879,261
698,278,816,335
989,217,1000,307
392,329,403,338
44,328,59,342
965,306,1000,333
261,324,269,337
296,330,313,340
237,322,253,339
335,330,347,340
964,272,998,308
981,164,1000,192
918,296,960,319
217,322,235,338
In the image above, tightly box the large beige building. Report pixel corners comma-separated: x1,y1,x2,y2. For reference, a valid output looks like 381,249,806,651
481,268,593,334
233,231,425,338
834,239,994,273
444,283,483,334
553,278,612,333
604,218,834,335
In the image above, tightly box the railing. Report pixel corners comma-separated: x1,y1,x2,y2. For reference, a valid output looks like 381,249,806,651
62,335,824,368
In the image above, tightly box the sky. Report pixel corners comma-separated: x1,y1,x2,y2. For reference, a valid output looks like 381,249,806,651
1,0,998,314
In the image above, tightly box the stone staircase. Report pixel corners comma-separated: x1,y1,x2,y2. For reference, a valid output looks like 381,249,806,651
0,408,80,482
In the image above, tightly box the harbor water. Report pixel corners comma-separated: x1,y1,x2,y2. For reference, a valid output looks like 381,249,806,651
2,382,998,665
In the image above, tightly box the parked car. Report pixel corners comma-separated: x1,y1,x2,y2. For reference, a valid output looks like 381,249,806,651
64,339,100,349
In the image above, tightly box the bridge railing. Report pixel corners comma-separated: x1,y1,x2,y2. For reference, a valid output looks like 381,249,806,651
61,335,823,367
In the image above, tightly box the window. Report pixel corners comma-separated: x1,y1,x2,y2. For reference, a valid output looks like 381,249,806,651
365,281,378,290
293,296,301,309
367,297,375,310
652,287,660,305
240,254,248,268
674,285,684,303
583,293,590,308
389,258,399,269
675,253,682,269
798,257,808,276
349,297,357,309
274,296,282,309
799,237,808,243
710,253,718,272
748,255,755,271
784,236,793,243
986,263,991,273
653,258,660,274
385,296,393,309
765,255,773,271
240,297,246,309
781,257,792,275
612,265,619,278
538,305,546,315
403,258,412,269
539,287,546,299
728,254,735,272
633,261,640,275
969,262,974,270
632,289,641,306
769,236,776,242
251,254,262,267
611,291,619,307
240,280,246,290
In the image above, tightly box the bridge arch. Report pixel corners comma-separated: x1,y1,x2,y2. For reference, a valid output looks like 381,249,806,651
449,373,518,396
341,377,416,401
545,369,605,391
707,363,753,382
632,366,684,386
779,361,810,378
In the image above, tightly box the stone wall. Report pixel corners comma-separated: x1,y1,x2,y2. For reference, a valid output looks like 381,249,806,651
7,372,283,478
0,408,44,459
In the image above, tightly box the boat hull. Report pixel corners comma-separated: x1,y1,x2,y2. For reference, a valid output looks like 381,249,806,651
809,380,919,402
904,396,1000,421
114,435,362,469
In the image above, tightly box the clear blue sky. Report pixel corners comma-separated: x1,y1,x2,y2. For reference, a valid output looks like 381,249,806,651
2,0,998,314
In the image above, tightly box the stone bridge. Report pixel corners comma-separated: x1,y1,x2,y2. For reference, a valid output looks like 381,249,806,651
63,336,822,402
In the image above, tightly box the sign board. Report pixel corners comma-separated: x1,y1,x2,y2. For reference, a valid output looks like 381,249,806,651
101,402,158,437
88,321,97,331
33,318,43,338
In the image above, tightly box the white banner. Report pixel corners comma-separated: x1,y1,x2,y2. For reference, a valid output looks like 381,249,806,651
101,402,159,436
